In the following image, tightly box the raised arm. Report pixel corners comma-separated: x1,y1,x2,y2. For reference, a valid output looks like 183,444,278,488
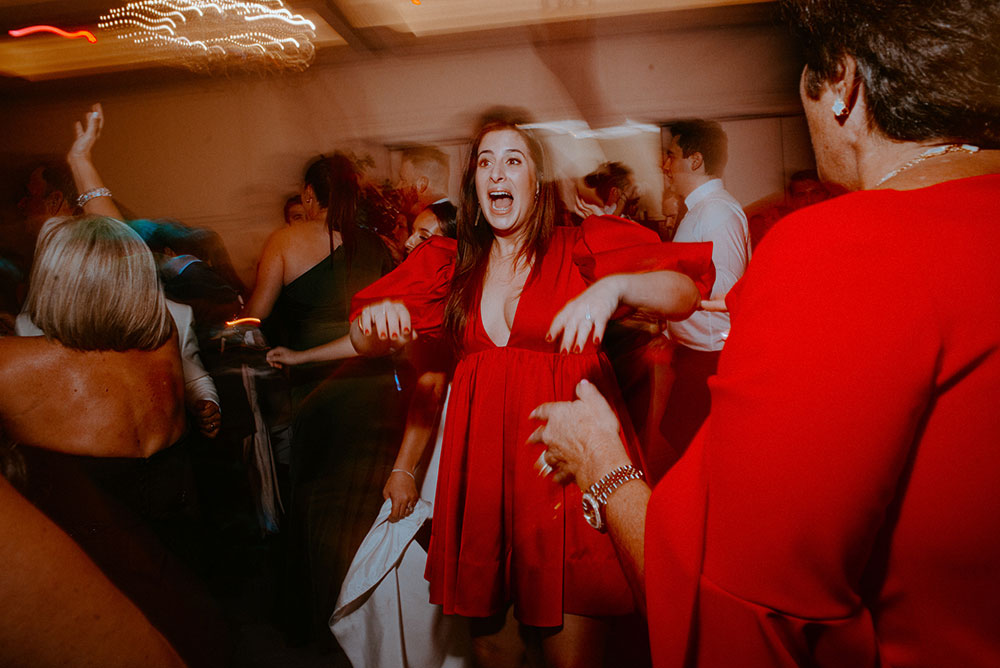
548,271,700,354
66,103,123,220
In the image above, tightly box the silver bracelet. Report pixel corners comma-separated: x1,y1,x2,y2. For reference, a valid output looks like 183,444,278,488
76,187,112,207
391,468,416,481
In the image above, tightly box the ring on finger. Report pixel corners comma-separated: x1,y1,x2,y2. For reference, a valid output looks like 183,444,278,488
585,304,592,321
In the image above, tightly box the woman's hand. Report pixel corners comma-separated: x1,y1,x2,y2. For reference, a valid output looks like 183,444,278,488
192,399,221,439
528,379,632,490
266,346,300,368
383,470,420,522
547,276,621,353
356,299,417,347
68,103,103,166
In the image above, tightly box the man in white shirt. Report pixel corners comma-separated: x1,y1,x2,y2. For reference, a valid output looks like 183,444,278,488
658,120,750,476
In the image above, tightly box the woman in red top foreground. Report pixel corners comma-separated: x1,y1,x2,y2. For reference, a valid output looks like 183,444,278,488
349,115,713,667
531,0,1000,666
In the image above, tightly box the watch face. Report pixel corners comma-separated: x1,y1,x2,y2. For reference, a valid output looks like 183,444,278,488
581,492,603,531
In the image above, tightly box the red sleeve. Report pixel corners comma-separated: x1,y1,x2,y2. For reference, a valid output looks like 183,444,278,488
572,215,716,299
349,236,456,336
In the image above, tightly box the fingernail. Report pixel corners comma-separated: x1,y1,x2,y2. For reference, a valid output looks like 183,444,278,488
391,333,397,340
593,336,601,345
403,328,410,335
379,333,386,340
573,345,581,354
545,334,553,343
364,329,371,335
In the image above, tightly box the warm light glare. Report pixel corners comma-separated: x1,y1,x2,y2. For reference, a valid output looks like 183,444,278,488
97,0,316,69
226,317,261,327
9,25,98,43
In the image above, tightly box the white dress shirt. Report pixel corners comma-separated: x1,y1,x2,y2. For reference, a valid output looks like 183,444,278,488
667,178,750,351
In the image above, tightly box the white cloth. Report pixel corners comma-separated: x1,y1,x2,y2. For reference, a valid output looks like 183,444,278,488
667,178,750,351
16,299,220,409
331,498,471,668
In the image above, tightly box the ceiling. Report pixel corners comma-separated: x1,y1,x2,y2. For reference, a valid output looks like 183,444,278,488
0,0,776,84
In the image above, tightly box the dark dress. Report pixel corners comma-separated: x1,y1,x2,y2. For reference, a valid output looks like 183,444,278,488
352,215,714,626
271,230,412,640
18,440,230,667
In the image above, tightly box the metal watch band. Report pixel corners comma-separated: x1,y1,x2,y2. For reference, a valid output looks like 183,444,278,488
587,464,644,506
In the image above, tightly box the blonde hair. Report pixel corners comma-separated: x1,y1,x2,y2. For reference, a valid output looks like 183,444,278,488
24,215,172,351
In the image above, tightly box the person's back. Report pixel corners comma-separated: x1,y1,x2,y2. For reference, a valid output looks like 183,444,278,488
0,335,185,458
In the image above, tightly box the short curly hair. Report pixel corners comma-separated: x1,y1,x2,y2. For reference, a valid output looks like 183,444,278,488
780,0,1000,148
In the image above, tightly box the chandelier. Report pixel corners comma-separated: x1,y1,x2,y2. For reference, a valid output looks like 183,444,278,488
98,0,317,71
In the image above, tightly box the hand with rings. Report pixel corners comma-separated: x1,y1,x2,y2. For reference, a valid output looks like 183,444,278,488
546,276,621,353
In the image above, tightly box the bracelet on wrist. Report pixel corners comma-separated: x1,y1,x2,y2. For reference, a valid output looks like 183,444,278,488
391,468,416,481
76,187,112,207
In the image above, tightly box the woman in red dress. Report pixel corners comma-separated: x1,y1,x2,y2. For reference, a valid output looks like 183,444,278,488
349,115,713,667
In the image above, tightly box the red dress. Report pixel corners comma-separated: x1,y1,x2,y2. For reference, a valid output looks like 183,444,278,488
646,175,1000,666
352,216,713,627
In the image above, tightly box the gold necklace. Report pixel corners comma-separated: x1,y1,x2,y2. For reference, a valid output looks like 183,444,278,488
874,143,980,188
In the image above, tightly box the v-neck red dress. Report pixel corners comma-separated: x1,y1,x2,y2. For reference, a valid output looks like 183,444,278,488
351,215,714,626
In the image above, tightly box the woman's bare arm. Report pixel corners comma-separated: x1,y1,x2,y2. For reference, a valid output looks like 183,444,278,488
241,235,285,320
384,370,448,521
0,474,186,667
266,334,357,368
548,271,700,353
67,103,123,220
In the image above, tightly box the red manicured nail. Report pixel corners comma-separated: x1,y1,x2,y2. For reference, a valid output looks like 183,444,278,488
364,329,371,335
391,333,398,340
545,334,553,343
593,336,601,345
403,328,411,335
573,345,581,354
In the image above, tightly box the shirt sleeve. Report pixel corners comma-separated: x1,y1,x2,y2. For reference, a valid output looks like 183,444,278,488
572,214,716,299
166,300,220,409
693,199,749,299
349,236,457,336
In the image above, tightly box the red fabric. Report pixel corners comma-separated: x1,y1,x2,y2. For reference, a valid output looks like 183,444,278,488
352,215,714,626
646,175,1000,667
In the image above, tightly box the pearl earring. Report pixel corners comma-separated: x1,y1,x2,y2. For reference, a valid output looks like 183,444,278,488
832,98,848,118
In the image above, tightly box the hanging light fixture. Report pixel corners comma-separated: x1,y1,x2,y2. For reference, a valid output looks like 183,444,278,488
97,0,317,71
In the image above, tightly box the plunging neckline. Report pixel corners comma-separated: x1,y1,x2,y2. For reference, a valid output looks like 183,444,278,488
478,255,539,348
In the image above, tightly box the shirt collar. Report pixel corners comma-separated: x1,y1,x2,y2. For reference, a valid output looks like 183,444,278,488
684,178,724,210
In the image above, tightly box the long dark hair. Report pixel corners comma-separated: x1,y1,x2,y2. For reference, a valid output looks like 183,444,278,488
443,117,557,350
304,153,362,266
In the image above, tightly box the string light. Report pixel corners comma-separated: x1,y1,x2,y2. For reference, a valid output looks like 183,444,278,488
97,0,316,70
9,25,98,43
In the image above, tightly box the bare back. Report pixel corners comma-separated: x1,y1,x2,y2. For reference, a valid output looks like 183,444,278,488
0,335,186,458
243,218,342,320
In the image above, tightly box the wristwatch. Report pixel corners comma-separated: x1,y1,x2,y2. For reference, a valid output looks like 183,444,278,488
581,464,644,533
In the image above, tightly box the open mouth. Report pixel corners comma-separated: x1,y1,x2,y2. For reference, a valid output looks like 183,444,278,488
488,189,513,214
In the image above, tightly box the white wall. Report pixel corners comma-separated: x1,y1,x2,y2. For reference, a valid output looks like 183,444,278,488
0,17,810,285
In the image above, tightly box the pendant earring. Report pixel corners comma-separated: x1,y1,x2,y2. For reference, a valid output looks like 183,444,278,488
832,98,848,119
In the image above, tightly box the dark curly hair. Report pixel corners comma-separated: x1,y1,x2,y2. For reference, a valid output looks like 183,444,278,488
780,0,1000,148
